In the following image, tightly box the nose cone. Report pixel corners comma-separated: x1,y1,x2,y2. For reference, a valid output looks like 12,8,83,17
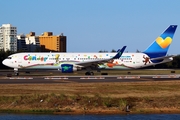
2,58,18,68
2,59,9,67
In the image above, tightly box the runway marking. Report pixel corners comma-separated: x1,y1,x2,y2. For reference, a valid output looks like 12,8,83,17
152,75,180,78
44,77,69,80
117,76,140,79
9,77,33,79
80,77,105,79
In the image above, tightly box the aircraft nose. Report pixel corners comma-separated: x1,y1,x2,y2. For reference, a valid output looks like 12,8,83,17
2,59,8,67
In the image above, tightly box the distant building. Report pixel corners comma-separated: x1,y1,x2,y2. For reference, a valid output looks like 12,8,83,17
0,24,17,52
17,34,27,51
25,32,41,52
39,32,66,52
0,24,67,52
17,32,41,52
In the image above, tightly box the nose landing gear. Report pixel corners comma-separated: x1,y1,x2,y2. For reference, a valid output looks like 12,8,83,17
14,68,19,76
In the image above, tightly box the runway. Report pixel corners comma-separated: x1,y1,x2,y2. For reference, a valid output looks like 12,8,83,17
0,74,180,84
0,69,179,84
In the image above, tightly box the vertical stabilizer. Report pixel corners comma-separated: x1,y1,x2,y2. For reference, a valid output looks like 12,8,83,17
143,25,177,58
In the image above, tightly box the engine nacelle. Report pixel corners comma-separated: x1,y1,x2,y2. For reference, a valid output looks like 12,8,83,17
59,64,81,73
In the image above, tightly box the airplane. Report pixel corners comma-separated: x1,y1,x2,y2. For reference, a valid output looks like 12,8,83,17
2,46,126,76
2,25,177,76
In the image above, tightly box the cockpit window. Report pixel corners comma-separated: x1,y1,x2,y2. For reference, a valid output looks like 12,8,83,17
7,57,12,59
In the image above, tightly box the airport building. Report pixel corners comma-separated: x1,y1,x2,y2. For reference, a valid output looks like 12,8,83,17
39,32,66,52
0,24,17,52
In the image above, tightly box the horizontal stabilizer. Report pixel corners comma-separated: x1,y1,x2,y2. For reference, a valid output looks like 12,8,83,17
150,55,176,61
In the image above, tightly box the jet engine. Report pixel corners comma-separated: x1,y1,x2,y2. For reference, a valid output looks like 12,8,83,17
59,64,81,73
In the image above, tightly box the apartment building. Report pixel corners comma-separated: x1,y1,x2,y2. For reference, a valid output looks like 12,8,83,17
17,34,27,51
39,32,66,52
0,24,17,52
0,24,67,52
25,32,41,52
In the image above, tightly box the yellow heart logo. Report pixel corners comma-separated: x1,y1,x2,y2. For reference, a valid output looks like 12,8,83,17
156,37,172,49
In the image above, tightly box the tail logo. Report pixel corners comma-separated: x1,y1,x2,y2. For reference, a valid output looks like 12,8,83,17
156,37,172,49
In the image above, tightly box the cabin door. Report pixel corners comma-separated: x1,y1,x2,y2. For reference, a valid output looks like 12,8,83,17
136,55,141,64
17,56,22,67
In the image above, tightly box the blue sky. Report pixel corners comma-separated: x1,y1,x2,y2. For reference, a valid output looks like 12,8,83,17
0,0,180,54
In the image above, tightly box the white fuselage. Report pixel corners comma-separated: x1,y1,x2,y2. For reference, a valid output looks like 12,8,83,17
2,52,173,70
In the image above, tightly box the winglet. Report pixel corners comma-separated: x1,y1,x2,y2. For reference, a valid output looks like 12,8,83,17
112,46,126,59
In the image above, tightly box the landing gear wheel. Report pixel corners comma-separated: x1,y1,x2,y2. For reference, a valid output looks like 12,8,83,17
90,72,94,75
14,68,19,76
14,72,19,76
85,71,94,76
85,72,90,75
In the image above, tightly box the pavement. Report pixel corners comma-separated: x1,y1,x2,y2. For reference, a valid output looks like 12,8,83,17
0,70,179,116
0,70,179,84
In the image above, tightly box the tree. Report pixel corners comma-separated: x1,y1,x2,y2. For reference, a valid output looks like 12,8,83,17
111,49,116,52
99,50,108,53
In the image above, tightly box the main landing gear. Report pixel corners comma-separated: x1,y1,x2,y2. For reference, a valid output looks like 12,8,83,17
85,71,94,75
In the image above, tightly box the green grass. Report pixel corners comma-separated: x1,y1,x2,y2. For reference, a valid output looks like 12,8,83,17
0,80,180,114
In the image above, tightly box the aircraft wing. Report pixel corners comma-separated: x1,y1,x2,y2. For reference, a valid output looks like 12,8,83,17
150,55,176,61
75,46,126,68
